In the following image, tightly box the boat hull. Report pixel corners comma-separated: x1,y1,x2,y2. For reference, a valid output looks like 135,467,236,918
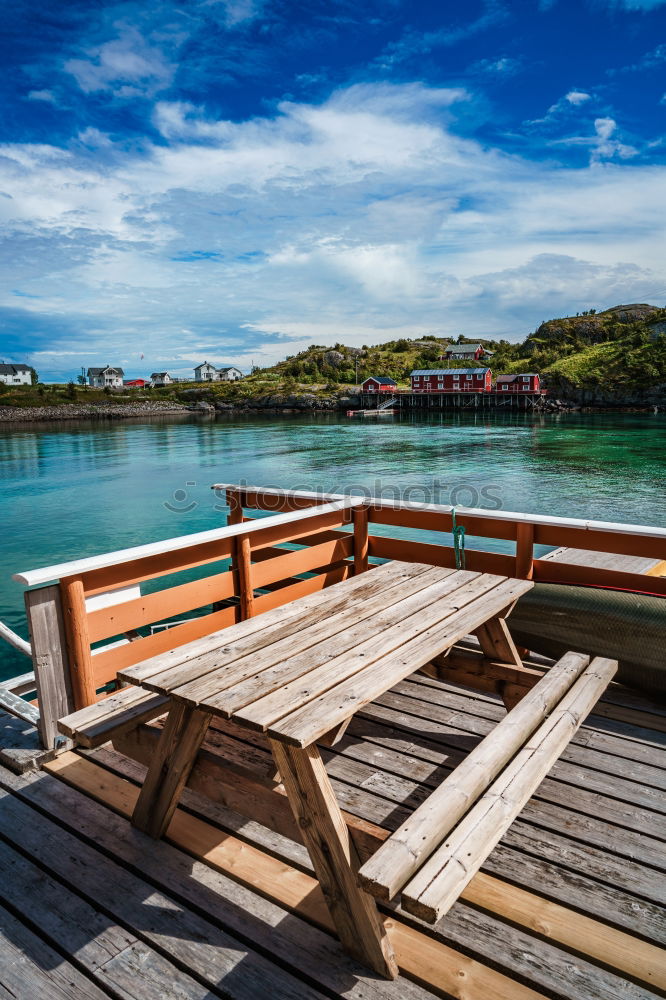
511,584,666,698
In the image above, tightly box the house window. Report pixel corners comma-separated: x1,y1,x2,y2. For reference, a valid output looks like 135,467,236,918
476,373,483,379
522,376,530,382
501,385,508,391
466,375,472,381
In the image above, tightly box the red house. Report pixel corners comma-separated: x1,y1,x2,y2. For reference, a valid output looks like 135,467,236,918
444,343,492,361
410,368,492,392
124,378,150,388
362,377,397,393
496,374,541,393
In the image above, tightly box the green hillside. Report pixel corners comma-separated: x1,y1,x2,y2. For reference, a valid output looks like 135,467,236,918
219,303,666,398
2,303,663,411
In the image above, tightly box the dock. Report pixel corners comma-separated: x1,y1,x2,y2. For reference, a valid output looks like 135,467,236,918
1,485,665,998
358,390,548,411
2,656,665,1000
346,408,398,416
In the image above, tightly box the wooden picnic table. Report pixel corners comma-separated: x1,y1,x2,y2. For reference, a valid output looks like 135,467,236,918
117,559,534,978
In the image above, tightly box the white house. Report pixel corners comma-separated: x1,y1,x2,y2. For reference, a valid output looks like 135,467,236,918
151,372,173,386
87,366,124,388
194,362,219,382
194,363,243,382
0,363,32,386
218,366,243,382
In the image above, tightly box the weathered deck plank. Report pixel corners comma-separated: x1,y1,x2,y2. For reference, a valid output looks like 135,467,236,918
1,659,664,1000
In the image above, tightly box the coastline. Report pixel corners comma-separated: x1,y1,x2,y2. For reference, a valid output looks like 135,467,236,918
0,394,662,423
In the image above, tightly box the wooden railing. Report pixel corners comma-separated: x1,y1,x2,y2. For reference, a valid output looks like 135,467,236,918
214,484,666,597
11,485,666,750
14,498,364,746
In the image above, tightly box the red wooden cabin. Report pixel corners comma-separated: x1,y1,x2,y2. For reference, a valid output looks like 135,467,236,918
362,377,397,393
410,368,492,392
496,374,541,393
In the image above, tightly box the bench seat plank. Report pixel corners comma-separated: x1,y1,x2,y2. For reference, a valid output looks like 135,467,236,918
400,656,618,924
59,687,169,748
357,650,591,902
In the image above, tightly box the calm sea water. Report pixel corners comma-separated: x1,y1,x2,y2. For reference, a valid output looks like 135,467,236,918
1,410,664,680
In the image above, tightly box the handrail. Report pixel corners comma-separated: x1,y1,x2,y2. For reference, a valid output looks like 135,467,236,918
210,484,666,541
12,498,363,588
0,619,31,657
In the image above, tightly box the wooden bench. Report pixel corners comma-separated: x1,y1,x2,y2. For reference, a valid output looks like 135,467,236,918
59,687,169,749
357,651,618,923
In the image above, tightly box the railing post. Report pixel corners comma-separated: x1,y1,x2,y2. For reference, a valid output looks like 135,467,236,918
25,585,76,749
353,504,369,575
234,534,255,620
515,522,534,580
226,488,244,525
60,576,97,709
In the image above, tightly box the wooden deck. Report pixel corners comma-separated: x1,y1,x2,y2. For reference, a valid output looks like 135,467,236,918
1,665,664,1000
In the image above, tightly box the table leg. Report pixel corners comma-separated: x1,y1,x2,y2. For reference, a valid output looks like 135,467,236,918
474,611,523,668
132,702,212,838
269,738,398,980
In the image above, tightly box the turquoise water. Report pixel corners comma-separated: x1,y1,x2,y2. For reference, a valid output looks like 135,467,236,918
1,410,665,680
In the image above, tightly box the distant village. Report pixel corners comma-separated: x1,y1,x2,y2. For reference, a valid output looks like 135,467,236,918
0,361,244,388
0,345,542,397
361,343,542,397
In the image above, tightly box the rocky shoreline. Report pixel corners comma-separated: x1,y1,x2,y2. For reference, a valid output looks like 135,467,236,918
0,401,191,422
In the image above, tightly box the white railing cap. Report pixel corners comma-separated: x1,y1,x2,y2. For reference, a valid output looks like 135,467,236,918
214,484,666,540
13,497,362,588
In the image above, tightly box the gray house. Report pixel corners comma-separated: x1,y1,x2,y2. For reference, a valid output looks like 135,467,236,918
0,363,32,386
87,366,124,388
151,372,173,386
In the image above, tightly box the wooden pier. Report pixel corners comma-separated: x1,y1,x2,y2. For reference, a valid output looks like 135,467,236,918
1,655,665,999
1,486,665,998
359,391,549,411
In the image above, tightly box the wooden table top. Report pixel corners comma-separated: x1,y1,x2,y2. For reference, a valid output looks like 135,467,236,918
119,560,533,748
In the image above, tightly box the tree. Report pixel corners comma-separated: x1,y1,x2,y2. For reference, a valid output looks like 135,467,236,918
30,367,38,385
77,374,86,385
66,381,77,400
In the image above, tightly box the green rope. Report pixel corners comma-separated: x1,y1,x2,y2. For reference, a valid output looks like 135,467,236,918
451,508,466,570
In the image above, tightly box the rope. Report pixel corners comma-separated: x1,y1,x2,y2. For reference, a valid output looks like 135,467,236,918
451,508,466,570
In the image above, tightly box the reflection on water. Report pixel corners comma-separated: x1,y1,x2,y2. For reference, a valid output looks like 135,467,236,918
1,409,664,679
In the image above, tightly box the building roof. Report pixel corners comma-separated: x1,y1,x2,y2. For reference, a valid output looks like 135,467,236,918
411,368,491,376
87,366,124,376
151,372,170,378
496,373,538,383
447,343,483,352
194,362,215,370
0,363,31,374
364,376,397,385
218,367,241,373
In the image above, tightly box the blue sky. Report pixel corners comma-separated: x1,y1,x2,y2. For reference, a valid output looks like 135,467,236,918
1,0,665,381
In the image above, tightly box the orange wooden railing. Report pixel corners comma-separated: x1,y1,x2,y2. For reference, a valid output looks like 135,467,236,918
13,484,665,746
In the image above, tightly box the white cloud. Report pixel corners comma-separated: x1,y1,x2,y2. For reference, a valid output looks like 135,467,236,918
565,90,591,105
64,24,176,97
1,82,664,377
27,90,58,104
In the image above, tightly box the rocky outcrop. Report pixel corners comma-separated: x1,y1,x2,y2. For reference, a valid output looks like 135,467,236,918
216,392,362,412
545,377,666,409
528,303,662,351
